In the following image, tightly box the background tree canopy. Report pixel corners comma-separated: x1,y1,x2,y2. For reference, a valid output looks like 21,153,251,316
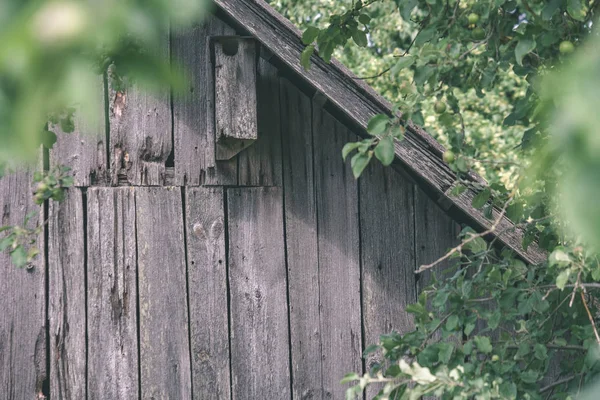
2,0,600,399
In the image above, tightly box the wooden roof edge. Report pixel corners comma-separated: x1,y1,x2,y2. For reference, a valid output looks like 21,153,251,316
214,0,547,265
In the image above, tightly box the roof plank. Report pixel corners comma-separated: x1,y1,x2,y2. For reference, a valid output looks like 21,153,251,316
213,0,545,265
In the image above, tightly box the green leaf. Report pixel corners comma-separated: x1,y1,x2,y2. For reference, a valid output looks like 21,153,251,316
446,315,459,331
534,344,548,360
438,343,454,364
464,322,476,337
301,45,315,70
41,130,57,149
521,370,539,383
542,0,562,20
515,38,536,66
340,372,359,384
352,29,368,47
391,56,415,75
0,235,13,252
398,0,418,21
358,13,371,25
567,0,587,21
474,336,493,354
363,344,379,357
367,114,389,135
10,246,27,268
342,142,361,161
471,187,491,209
390,125,405,140
351,152,372,179
374,136,395,166
302,26,320,45
556,269,571,290
549,249,571,266
449,184,466,197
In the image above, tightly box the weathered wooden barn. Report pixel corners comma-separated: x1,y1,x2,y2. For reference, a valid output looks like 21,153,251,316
0,1,544,399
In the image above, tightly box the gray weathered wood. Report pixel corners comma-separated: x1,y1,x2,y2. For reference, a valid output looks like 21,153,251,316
280,79,322,400
0,171,46,399
136,187,192,400
214,37,258,160
50,77,107,186
359,162,417,397
237,57,282,187
109,37,171,186
48,188,86,399
172,16,237,186
184,187,230,400
213,0,545,265
313,106,363,399
227,187,290,400
87,187,138,400
414,189,460,295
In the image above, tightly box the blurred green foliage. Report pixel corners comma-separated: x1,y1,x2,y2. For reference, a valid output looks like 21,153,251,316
0,0,209,166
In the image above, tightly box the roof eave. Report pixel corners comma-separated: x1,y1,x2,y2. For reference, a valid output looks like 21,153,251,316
213,0,547,265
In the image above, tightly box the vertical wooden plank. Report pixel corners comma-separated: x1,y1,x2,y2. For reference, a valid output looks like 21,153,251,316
359,162,417,397
214,38,257,160
87,187,138,400
50,77,107,186
0,171,46,399
414,189,460,295
313,106,363,399
136,187,192,400
172,16,237,186
109,37,171,186
49,188,86,399
185,187,230,400
280,79,322,399
238,58,283,187
227,187,290,400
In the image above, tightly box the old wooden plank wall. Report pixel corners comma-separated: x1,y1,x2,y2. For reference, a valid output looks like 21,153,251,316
185,187,231,400
227,187,291,400
172,15,238,186
0,12,467,400
48,188,87,399
87,187,138,400
136,187,192,399
359,163,417,398
281,79,323,400
313,105,364,399
0,170,46,400
109,36,172,186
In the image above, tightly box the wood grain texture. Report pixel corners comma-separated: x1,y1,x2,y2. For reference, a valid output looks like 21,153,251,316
414,188,460,295
48,188,86,400
136,187,192,400
172,16,237,186
0,171,46,400
237,57,282,187
313,105,363,399
213,0,545,265
214,38,257,160
109,37,172,186
184,187,230,400
227,187,290,400
86,187,138,400
359,162,417,397
50,77,107,186
280,79,322,400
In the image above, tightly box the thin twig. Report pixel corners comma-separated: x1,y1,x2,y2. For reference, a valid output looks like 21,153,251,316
539,374,581,394
355,66,392,80
416,193,513,273
581,291,600,346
